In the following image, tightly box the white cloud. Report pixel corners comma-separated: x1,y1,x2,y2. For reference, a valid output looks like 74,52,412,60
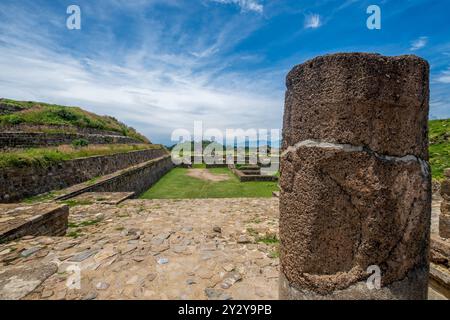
436,68,450,83
0,2,281,144
410,36,428,51
211,0,263,13
0,44,281,143
304,14,321,29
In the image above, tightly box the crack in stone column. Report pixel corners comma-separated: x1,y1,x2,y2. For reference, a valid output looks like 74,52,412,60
282,139,430,178
280,53,431,300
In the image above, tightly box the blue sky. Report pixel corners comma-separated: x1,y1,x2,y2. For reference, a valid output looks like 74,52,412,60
0,0,449,145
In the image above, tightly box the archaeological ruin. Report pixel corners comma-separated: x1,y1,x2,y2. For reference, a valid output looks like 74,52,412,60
429,169,450,297
0,53,449,301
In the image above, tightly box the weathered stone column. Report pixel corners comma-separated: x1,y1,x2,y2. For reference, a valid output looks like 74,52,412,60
279,53,431,300
440,169,450,239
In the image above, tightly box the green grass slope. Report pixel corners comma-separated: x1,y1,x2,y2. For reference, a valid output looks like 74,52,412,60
0,98,149,143
429,118,450,181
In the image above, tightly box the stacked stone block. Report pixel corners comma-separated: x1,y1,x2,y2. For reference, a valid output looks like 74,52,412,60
0,204,69,243
0,132,141,149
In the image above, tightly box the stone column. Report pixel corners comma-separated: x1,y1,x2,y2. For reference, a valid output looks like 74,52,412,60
279,53,431,300
440,169,450,239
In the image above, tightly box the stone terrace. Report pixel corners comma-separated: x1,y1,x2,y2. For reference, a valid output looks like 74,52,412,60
0,198,279,300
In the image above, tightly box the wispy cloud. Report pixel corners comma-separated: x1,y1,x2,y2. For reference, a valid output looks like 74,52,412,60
0,1,280,144
436,68,450,83
0,0,449,143
211,0,263,13
410,36,428,51
304,14,321,29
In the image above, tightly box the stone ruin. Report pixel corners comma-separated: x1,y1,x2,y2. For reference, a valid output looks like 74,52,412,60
279,53,431,299
429,169,450,297
440,169,450,239
1,52,446,300
182,155,280,182
0,203,69,243
229,164,279,182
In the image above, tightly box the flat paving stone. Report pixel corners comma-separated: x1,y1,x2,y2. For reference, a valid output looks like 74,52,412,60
69,250,98,262
12,197,430,300
0,197,445,300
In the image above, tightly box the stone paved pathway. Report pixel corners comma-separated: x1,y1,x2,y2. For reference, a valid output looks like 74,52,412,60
0,198,279,300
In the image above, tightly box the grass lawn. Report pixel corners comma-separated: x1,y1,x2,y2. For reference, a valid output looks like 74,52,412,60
429,119,450,181
140,166,279,199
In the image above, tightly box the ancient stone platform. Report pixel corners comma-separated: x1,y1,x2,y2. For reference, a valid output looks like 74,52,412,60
55,155,173,201
429,169,450,299
0,199,280,300
0,203,69,243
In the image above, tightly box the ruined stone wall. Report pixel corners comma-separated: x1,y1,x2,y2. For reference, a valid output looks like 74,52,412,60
86,155,174,197
0,148,168,203
280,53,431,300
440,169,450,239
0,132,141,149
0,203,69,243
228,164,278,182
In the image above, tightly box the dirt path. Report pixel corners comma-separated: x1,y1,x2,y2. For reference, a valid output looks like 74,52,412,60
186,169,230,182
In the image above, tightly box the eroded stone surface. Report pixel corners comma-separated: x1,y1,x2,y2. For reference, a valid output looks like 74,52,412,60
280,53,431,300
280,266,429,300
0,203,69,243
0,263,57,300
280,144,430,296
283,53,429,159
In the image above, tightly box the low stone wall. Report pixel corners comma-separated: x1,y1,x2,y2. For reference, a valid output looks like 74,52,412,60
430,235,450,298
0,132,141,149
56,155,174,200
228,164,278,182
0,148,168,203
85,155,174,197
0,203,69,243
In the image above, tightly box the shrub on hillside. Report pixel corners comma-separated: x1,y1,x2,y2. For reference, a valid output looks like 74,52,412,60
71,139,89,148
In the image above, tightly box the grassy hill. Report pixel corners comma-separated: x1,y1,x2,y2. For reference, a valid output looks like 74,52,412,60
0,144,159,169
429,118,450,181
0,98,149,143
